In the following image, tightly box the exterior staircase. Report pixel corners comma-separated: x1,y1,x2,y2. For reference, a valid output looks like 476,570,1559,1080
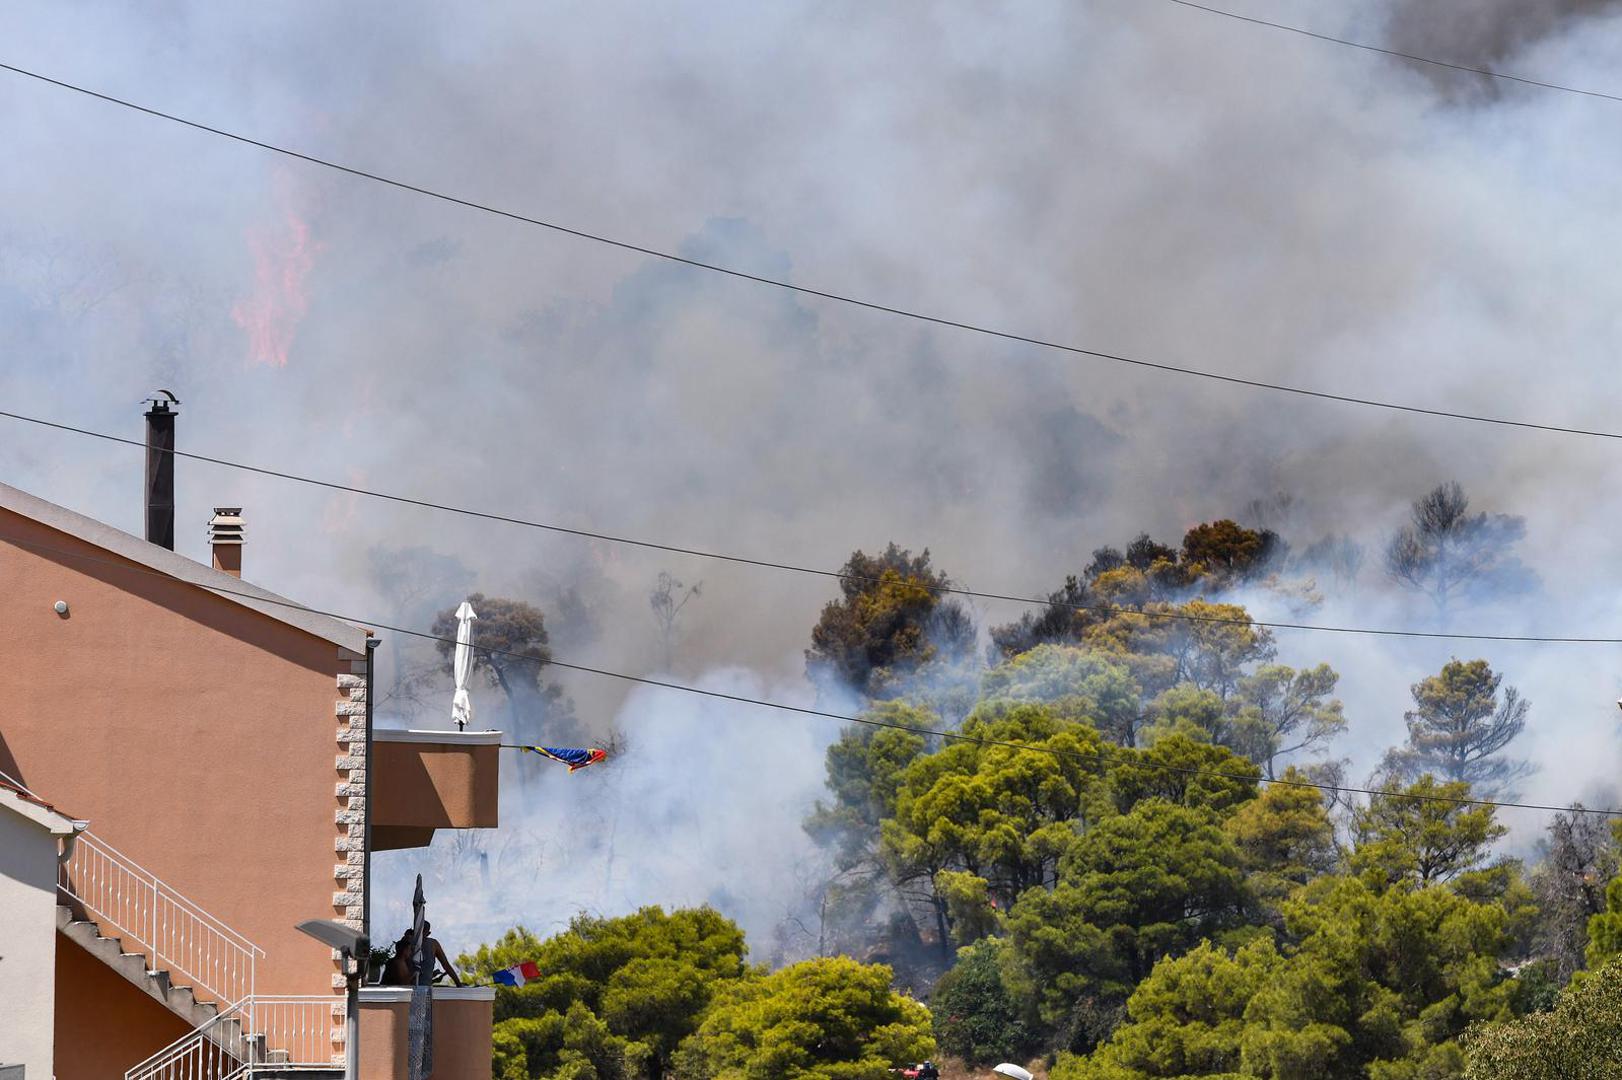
56,906,283,1067
55,828,343,1078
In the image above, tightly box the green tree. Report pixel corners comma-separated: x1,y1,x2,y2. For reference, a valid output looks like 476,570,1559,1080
804,703,933,870
1061,874,1519,1079
673,956,934,1080
1087,599,1276,702
1465,957,1622,1079
881,705,1107,946
1350,776,1508,888
1583,822,1622,970
1243,875,1514,1079
1003,799,1247,1031
978,645,1143,745
1050,938,1285,1080
1229,664,1345,779
1380,659,1531,798
806,544,974,700
1224,770,1338,918
460,907,748,1080
931,937,1035,1064
1106,735,1260,816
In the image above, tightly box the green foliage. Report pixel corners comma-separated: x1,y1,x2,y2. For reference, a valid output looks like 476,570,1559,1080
1465,957,1622,1079
1224,771,1338,916
1003,799,1247,1028
881,705,1107,944
673,957,934,1080
931,938,1035,1064
460,908,747,1080
979,645,1143,745
1063,870,1520,1079
1229,664,1345,780
1107,735,1260,816
1380,658,1531,798
1051,938,1284,1080
806,544,974,699
1086,599,1276,701
1350,776,1508,888
1583,821,1622,970
805,703,934,870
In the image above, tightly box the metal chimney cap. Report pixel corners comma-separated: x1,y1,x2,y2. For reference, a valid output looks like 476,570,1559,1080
143,389,180,413
208,508,245,543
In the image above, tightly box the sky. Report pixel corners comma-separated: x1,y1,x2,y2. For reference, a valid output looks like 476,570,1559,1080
3,0,1622,955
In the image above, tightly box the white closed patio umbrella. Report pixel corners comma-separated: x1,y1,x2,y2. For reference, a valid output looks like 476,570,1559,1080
451,600,477,730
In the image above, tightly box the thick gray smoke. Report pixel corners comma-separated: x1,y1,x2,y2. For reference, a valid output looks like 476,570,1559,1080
1385,0,1622,73
4,0,1622,954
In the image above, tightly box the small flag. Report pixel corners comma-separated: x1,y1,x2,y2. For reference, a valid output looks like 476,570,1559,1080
492,960,542,987
523,746,607,772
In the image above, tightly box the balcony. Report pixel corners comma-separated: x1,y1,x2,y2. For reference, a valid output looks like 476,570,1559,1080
357,986,495,1080
370,729,500,850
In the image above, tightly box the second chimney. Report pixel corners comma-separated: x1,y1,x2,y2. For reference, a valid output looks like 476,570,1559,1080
209,508,245,578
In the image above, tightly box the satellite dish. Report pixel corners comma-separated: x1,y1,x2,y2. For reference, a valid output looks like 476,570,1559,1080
993,1066,1034,1080
297,918,369,957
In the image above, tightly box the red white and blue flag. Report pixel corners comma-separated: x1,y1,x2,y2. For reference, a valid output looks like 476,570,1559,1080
493,960,542,987
522,746,607,772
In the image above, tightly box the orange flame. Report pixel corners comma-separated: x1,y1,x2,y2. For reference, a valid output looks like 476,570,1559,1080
232,184,318,367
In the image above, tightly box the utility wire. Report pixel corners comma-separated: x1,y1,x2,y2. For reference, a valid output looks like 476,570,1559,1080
1162,0,1622,105
3,525,1616,819
5,406,1621,645
1,61,1620,441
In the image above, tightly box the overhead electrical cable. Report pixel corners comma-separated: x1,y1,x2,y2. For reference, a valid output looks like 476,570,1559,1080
5,406,1621,645
1162,0,1622,105
2,61,1621,441
1,526,1616,819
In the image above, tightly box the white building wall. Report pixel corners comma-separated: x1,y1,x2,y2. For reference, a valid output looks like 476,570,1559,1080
0,807,62,1077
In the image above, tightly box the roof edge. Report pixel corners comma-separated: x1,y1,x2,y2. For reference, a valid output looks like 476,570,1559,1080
0,781,80,836
0,480,371,654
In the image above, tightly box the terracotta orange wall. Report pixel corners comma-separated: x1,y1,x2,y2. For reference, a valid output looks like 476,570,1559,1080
0,509,353,1000
357,994,494,1080
373,742,499,829
55,931,194,1080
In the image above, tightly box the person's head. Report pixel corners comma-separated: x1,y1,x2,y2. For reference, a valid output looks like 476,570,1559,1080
422,921,432,935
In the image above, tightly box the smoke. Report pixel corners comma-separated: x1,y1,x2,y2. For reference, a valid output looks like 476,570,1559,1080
4,0,1622,954
1383,0,1622,78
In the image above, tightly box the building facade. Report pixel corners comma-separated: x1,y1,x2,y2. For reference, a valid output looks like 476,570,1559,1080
0,466,497,1078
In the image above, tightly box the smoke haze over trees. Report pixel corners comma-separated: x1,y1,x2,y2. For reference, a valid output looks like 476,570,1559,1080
7,0,1622,1072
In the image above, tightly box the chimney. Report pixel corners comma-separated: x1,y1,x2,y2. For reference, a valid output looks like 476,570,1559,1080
209,508,245,578
143,391,179,550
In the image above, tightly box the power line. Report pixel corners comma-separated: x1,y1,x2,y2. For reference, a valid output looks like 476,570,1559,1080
5,406,1620,645
1162,0,1622,105
1,61,1620,442
2,525,1615,819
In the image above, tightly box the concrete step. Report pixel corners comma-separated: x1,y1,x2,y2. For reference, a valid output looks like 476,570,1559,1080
56,905,241,1058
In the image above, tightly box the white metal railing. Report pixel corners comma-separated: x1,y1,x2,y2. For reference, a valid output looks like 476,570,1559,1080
253,996,346,1068
124,996,344,1080
124,996,251,1080
58,829,264,1012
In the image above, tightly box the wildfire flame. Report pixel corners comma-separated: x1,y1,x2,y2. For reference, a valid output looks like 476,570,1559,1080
232,182,318,367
